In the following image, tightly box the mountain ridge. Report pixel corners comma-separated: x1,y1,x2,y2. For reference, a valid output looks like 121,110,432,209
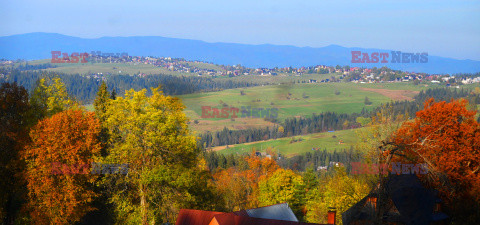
1,32,479,74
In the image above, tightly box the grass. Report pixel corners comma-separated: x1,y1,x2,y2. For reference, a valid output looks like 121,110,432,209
180,83,389,118
10,59,226,77
179,82,426,132
47,62,189,76
213,127,364,157
84,104,94,112
219,73,342,84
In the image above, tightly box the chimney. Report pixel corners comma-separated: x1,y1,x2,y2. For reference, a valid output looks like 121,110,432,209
327,208,336,225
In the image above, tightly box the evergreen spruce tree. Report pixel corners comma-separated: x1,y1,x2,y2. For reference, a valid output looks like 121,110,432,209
94,81,110,123
93,81,110,156
110,87,116,100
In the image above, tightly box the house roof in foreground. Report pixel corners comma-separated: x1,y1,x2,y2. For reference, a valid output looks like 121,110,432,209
212,213,323,225
175,209,225,225
176,203,327,225
342,174,449,225
233,203,298,222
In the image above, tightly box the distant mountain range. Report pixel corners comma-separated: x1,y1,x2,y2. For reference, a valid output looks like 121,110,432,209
1,32,479,74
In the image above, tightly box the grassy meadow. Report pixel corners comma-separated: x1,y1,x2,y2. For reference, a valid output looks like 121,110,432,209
212,127,364,157
9,59,226,76
180,82,425,132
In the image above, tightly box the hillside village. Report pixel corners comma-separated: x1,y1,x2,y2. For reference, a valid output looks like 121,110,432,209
1,57,480,86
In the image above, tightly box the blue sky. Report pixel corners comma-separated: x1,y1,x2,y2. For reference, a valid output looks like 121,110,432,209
1,0,479,60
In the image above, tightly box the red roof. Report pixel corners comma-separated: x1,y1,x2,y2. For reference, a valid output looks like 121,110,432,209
211,213,325,225
176,205,331,225
175,209,225,225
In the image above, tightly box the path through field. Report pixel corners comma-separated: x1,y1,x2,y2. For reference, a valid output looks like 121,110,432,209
359,88,419,101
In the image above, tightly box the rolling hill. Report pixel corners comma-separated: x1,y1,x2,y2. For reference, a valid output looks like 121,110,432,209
1,32,480,74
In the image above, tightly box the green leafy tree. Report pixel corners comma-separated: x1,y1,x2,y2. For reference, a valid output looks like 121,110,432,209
355,116,372,127
103,87,215,224
30,77,75,119
110,88,117,100
94,81,110,123
364,96,372,105
93,81,111,158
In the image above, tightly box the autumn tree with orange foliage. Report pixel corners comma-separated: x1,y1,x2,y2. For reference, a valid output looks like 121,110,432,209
384,98,480,224
22,110,101,225
213,152,279,211
392,98,480,197
244,152,280,185
213,167,252,211
243,153,280,208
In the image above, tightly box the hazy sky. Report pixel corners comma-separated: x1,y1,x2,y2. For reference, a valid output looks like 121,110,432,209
1,0,479,60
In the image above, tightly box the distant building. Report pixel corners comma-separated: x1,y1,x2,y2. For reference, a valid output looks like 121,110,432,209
317,166,328,171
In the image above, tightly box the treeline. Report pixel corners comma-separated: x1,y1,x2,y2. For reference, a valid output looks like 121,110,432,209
277,147,362,172
415,87,477,103
369,87,478,119
1,69,259,103
452,72,480,79
283,111,363,136
3,69,101,103
17,63,58,70
205,147,363,173
106,73,258,97
199,87,479,149
198,112,366,148
199,126,282,148
0,63,58,71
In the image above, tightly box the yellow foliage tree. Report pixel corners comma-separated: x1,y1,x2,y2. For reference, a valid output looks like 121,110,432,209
102,87,214,224
305,167,369,225
258,168,305,218
30,77,76,119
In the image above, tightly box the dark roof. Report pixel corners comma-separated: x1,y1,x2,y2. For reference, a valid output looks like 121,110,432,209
341,196,373,225
386,174,436,225
175,209,225,225
233,203,298,222
342,174,449,225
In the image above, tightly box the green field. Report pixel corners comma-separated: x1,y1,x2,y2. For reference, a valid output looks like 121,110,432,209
179,82,425,132
214,127,363,157
180,83,388,119
79,73,428,133
9,59,225,77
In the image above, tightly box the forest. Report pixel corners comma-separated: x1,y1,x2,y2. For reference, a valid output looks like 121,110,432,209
1,76,480,224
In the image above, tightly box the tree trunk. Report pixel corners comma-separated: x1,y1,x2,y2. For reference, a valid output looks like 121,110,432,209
140,184,148,225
